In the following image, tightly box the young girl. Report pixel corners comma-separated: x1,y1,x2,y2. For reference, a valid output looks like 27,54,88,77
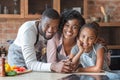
69,22,110,72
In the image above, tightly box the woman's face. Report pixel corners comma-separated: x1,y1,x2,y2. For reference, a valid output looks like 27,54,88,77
79,27,97,49
63,19,80,40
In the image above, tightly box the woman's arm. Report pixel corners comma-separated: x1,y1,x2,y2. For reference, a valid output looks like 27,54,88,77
78,47,105,72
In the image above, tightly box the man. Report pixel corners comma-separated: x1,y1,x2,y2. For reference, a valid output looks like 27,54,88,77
7,8,72,73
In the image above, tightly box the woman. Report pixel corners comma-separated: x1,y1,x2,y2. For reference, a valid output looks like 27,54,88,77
47,10,85,63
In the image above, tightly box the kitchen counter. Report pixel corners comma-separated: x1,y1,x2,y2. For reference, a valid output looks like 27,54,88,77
0,70,120,80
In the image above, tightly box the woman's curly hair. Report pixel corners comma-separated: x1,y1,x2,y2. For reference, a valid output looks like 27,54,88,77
58,9,85,33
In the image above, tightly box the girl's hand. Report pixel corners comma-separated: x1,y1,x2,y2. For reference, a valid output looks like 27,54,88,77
77,40,84,53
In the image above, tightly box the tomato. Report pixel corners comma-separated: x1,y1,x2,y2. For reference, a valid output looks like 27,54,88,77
13,66,26,72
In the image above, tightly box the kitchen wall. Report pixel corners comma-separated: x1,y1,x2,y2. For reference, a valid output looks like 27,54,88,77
0,19,29,48
0,0,120,48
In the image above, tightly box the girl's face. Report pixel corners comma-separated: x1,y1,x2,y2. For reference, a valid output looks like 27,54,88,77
79,27,97,49
63,19,80,40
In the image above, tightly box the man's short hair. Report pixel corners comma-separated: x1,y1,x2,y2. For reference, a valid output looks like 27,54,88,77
42,8,60,19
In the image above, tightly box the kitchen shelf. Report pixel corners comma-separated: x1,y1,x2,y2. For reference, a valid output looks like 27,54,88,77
99,22,120,27
107,45,120,49
0,14,23,18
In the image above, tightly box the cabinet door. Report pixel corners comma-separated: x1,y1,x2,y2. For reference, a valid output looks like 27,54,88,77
0,0,24,18
25,0,53,19
59,0,88,18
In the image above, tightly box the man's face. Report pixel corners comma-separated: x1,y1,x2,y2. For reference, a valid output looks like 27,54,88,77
41,17,59,40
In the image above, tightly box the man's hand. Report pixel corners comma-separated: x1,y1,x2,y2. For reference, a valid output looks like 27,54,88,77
50,60,73,73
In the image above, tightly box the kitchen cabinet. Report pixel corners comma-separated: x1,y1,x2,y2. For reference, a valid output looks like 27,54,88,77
24,0,53,18
0,0,54,19
0,0,88,19
0,0,24,18
53,0,88,18
24,0,88,18
100,26,120,49
109,49,120,70
99,24,120,70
